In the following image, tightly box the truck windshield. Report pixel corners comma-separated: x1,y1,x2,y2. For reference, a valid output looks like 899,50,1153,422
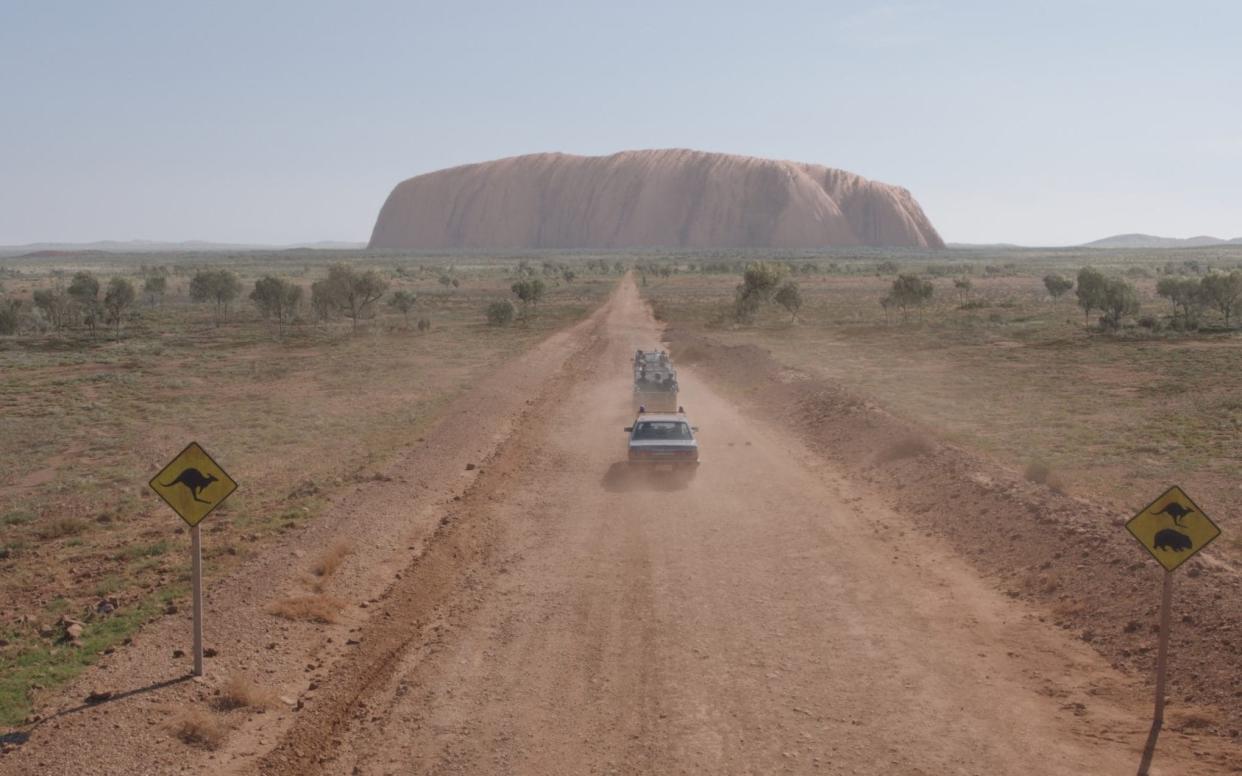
633,421,692,441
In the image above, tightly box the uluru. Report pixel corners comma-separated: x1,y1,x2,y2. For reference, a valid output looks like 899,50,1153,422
368,149,944,250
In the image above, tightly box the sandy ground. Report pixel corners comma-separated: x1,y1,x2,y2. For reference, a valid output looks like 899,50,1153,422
4,279,1239,774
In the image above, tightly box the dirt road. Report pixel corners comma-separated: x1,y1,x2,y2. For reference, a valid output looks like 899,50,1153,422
252,280,1231,775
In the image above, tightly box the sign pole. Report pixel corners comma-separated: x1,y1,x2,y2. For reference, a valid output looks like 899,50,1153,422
1137,571,1173,776
191,524,204,677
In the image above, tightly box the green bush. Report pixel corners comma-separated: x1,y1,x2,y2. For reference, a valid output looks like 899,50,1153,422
486,300,516,326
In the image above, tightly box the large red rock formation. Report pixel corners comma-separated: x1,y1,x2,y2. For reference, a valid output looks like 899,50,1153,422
368,149,943,250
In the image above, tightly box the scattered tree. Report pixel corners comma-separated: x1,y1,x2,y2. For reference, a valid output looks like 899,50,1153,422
953,277,973,305
884,274,934,321
0,298,19,335
249,276,303,334
32,287,72,331
1075,268,1107,325
1200,271,1242,327
103,277,136,337
1043,273,1074,300
189,269,243,326
1099,277,1139,328
388,290,417,326
310,279,335,323
68,271,101,335
511,278,546,309
773,280,803,321
143,275,167,306
733,261,787,322
316,264,389,331
1155,276,1202,324
486,300,516,326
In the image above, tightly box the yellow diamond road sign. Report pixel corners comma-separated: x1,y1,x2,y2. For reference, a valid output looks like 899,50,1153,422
149,442,238,527
1126,485,1220,572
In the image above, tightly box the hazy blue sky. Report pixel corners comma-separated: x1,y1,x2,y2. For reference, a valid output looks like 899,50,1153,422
2,1,1239,246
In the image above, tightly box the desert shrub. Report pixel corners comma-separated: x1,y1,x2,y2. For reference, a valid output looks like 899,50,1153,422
1156,276,1203,324
733,261,786,322
1024,460,1065,492
486,300,516,326
143,275,166,305
1043,273,1073,299
0,298,19,335
953,277,973,304
1200,271,1242,326
773,280,802,321
387,290,417,324
103,277,136,337
250,276,302,333
511,278,546,308
311,540,353,578
1099,277,1139,328
1075,268,1107,324
214,674,279,711
168,707,225,749
189,269,242,325
37,516,86,540
315,264,388,330
268,594,343,623
883,274,933,321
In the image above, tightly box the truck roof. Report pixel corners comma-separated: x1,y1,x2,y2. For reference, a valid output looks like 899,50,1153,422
633,412,690,423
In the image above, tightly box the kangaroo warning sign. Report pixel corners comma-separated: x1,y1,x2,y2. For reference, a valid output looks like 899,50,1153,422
1126,485,1220,572
149,442,238,527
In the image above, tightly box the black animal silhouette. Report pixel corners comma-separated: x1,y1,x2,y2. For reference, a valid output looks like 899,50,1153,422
162,468,218,503
1153,528,1192,553
1155,502,1194,526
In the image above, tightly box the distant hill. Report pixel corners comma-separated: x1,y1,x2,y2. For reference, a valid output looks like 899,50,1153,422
0,240,365,257
369,149,945,250
1084,233,1242,249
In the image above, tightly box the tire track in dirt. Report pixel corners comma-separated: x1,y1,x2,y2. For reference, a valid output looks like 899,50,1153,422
251,294,615,775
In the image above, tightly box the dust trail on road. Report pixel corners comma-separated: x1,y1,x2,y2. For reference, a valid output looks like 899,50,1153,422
265,279,1224,775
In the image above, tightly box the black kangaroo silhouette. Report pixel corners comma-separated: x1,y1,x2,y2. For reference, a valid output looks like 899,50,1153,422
1155,502,1194,526
162,468,218,504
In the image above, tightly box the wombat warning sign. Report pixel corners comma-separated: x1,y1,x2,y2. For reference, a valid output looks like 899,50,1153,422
149,442,238,527
1126,485,1220,572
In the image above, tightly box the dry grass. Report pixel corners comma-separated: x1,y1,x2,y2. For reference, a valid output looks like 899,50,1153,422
167,706,226,749
268,594,344,624
311,539,353,578
873,435,934,464
213,673,280,711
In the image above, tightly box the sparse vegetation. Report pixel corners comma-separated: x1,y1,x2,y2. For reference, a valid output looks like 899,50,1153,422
311,540,353,578
249,275,302,334
511,278,547,310
214,674,279,711
883,274,934,321
268,594,344,624
1075,267,1106,325
103,276,136,337
190,269,243,325
0,250,612,725
773,280,803,321
486,300,516,326
388,290,417,326
1043,273,1073,299
168,706,226,749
